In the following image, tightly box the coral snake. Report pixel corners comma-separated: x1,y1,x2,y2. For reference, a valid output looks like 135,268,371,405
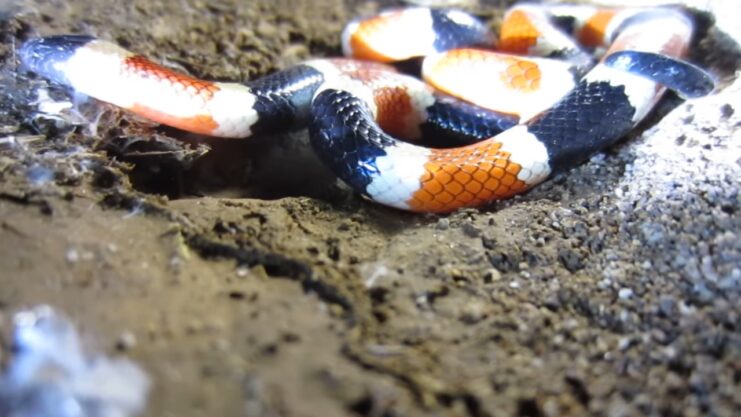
19,4,715,212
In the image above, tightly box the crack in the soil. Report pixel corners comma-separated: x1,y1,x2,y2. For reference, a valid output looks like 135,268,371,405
100,189,356,318
185,233,355,316
0,191,53,214
341,344,493,417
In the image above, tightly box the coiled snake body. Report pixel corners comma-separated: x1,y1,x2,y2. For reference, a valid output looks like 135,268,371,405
19,4,714,212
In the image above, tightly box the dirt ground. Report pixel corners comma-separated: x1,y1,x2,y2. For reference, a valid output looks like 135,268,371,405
0,0,739,416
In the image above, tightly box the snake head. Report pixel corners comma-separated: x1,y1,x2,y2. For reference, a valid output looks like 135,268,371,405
19,35,95,86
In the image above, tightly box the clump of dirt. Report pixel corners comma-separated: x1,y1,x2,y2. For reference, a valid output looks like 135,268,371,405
0,1,739,417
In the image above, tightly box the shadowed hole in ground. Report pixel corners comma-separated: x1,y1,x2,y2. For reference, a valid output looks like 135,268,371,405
99,126,345,201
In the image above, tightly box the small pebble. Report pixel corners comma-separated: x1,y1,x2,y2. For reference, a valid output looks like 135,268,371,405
719,103,734,118
116,330,137,351
658,295,677,316
484,268,502,282
618,337,633,351
65,248,79,263
597,278,612,290
460,301,488,324
618,288,634,299
461,223,481,238
435,218,450,230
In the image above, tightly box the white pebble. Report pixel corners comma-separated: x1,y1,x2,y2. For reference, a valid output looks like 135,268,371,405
618,288,634,299
65,248,79,263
